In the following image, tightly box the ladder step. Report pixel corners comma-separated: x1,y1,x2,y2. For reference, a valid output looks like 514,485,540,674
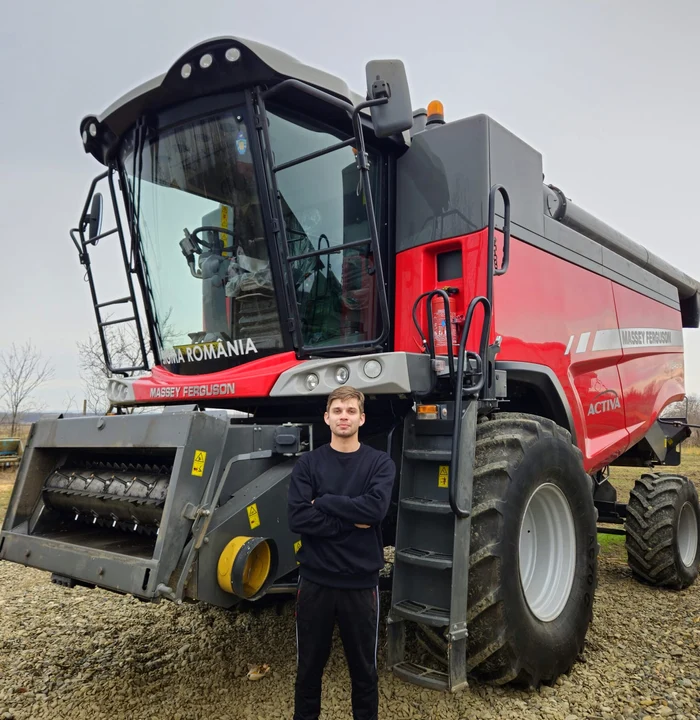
400,497,451,514
98,316,137,328
96,296,132,309
404,449,452,463
396,548,453,570
391,661,448,691
392,599,450,626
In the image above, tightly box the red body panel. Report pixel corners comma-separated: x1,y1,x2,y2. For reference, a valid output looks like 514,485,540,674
395,231,685,472
130,352,301,403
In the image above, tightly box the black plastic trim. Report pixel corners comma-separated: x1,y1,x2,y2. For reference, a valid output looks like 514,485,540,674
495,361,577,444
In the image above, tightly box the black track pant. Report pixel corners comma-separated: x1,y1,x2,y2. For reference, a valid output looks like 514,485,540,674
294,577,379,720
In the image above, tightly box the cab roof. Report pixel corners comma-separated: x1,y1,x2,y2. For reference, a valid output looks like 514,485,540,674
80,36,369,165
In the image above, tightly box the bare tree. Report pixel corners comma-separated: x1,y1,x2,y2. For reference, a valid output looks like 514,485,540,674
0,341,55,436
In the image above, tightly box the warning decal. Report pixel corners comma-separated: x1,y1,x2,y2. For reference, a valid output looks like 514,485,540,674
192,450,207,477
438,465,449,488
294,540,302,565
247,503,261,529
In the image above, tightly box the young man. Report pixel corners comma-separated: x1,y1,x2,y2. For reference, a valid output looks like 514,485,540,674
287,386,396,720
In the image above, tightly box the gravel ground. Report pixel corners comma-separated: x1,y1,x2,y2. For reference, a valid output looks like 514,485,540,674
1,471,700,720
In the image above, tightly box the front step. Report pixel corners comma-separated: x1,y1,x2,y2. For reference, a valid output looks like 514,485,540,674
400,497,451,514
392,661,449,691
396,547,453,570
404,449,452,463
392,599,450,626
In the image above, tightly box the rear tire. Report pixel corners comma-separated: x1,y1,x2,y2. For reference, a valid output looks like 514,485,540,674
625,473,700,589
466,413,598,687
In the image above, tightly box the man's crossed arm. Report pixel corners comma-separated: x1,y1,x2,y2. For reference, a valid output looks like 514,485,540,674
312,456,396,527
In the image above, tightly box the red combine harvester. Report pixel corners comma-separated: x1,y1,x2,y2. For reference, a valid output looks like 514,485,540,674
2,37,699,692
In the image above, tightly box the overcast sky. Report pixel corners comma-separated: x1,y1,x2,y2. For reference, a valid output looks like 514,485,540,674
1,0,699,411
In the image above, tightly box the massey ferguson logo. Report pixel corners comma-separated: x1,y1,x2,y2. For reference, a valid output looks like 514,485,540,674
588,390,621,416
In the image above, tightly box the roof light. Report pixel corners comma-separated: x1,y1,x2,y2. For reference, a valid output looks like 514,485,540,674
181,63,192,79
305,373,319,391
82,131,88,145
89,123,97,137
426,100,445,126
200,53,213,69
335,366,349,385
225,47,241,62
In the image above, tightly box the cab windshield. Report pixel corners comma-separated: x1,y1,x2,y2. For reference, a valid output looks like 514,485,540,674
121,104,381,374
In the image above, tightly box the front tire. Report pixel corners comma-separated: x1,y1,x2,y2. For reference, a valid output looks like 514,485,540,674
466,413,598,687
625,473,700,589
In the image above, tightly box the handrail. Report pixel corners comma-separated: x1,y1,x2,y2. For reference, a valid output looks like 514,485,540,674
487,184,511,305
449,295,492,518
410,289,456,385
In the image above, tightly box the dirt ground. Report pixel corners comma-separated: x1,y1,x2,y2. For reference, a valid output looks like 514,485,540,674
0,453,699,720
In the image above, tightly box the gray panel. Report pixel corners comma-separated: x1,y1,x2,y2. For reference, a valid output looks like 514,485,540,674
197,459,298,608
487,119,544,236
0,533,158,598
543,216,604,266
396,115,490,252
269,352,432,397
601,247,678,303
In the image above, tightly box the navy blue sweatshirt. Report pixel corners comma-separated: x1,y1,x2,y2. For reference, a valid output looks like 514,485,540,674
287,443,396,589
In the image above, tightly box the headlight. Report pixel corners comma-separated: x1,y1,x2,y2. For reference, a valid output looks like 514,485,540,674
335,366,349,384
200,53,213,69
363,360,382,379
181,63,192,79
305,373,319,391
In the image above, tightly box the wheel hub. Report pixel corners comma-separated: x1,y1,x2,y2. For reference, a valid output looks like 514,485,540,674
518,482,576,622
678,501,699,568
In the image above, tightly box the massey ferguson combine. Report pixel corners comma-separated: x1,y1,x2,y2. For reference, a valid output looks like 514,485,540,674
2,37,700,692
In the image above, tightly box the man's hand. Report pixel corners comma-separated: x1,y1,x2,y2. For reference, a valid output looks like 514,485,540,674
354,523,370,529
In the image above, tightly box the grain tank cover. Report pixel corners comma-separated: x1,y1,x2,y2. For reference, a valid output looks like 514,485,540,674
544,185,700,327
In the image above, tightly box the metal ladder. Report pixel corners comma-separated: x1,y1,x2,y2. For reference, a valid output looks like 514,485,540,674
387,185,509,692
70,168,151,375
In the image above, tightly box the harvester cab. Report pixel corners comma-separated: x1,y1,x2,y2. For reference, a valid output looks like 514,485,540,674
2,36,700,696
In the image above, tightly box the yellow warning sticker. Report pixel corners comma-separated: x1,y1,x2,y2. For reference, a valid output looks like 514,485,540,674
294,540,302,553
438,465,449,488
247,503,260,529
192,450,207,477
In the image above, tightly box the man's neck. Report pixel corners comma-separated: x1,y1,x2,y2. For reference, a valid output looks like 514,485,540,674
330,435,361,453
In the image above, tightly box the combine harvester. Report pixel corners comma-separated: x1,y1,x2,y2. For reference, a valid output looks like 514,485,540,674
2,37,699,691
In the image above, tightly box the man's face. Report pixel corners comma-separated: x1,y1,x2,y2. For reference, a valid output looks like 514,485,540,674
324,398,365,438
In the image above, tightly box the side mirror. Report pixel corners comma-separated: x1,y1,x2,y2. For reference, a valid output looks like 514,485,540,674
365,59,413,138
88,193,103,241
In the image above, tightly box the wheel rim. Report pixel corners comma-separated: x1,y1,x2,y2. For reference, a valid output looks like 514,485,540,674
519,482,577,622
678,501,699,568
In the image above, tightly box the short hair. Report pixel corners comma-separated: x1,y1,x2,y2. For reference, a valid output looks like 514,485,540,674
326,386,365,414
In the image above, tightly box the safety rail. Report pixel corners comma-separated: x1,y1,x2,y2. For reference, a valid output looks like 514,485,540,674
411,288,457,386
